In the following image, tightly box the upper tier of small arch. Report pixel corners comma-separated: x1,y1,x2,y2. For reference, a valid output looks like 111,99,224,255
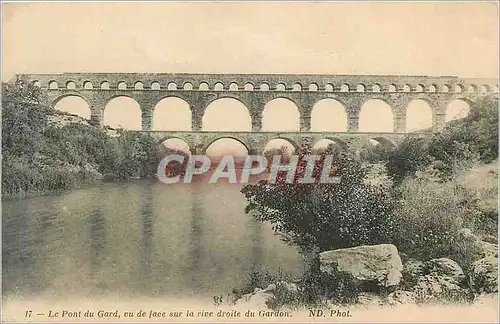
16,73,499,94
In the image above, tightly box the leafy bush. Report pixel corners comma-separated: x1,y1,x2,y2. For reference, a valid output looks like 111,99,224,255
241,150,396,253
390,168,482,268
387,136,434,183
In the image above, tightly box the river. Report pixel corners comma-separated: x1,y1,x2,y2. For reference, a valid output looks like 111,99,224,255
2,180,303,302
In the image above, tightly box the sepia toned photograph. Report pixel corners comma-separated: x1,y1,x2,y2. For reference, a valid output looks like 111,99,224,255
1,1,499,323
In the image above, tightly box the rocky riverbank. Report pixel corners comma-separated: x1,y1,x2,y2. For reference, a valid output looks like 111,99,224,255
233,240,498,311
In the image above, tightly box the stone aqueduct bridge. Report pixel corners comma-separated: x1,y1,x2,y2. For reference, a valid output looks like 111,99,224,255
17,73,499,154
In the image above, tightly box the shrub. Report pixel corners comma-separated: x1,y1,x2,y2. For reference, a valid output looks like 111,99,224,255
390,168,482,268
387,136,434,183
242,149,395,253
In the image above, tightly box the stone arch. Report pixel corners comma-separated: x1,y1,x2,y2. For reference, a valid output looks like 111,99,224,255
310,98,348,132
370,137,396,149
313,138,348,152
168,82,178,90
229,82,239,91
358,99,394,132
372,84,381,92
83,81,93,90
32,80,41,87
159,137,192,156
428,84,437,92
203,137,250,156
276,83,286,91
388,84,397,92
402,84,411,92
415,84,425,92
48,80,58,89
263,138,298,155
101,81,110,90
214,82,224,91
406,99,433,132
260,83,270,91
53,95,91,119
480,85,490,93
199,82,209,91
292,83,302,91
153,97,192,131
134,81,144,90
66,81,76,89
202,97,252,131
325,83,334,92
118,81,127,90
467,84,478,93
103,96,141,130
309,83,318,91
356,84,366,92
454,84,464,93
441,84,451,93
262,98,300,131
244,82,254,91
446,99,471,122
183,82,193,90
151,81,161,90
340,83,350,92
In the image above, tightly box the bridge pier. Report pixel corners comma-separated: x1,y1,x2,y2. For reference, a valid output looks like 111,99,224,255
191,107,203,131
251,115,262,132
300,117,311,132
89,98,106,127
347,117,359,132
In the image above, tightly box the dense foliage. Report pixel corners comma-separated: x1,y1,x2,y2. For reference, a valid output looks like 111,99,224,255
242,148,396,252
387,96,498,181
2,82,162,197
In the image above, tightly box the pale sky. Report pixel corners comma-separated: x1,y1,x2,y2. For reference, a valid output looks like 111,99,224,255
2,2,498,155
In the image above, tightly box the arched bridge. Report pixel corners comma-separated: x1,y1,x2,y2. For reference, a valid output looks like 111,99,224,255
16,73,498,153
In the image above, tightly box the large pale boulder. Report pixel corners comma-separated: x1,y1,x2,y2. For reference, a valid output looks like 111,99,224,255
319,244,403,290
469,257,498,294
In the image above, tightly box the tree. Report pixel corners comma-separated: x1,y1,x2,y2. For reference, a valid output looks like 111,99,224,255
387,136,434,183
2,80,51,161
241,147,395,253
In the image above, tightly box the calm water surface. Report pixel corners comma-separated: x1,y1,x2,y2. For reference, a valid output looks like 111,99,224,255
2,181,303,301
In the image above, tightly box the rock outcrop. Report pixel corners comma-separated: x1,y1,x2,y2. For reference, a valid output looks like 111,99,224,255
402,258,471,303
469,257,498,294
319,244,403,292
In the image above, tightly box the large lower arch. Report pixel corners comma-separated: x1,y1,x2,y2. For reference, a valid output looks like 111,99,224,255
370,137,396,149
202,98,251,131
446,99,471,122
262,98,300,132
53,95,91,119
263,138,298,156
313,138,348,152
358,99,394,132
103,96,141,130
204,137,250,158
359,137,395,162
159,138,191,156
406,99,433,132
153,97,191,131
310,99,348,132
